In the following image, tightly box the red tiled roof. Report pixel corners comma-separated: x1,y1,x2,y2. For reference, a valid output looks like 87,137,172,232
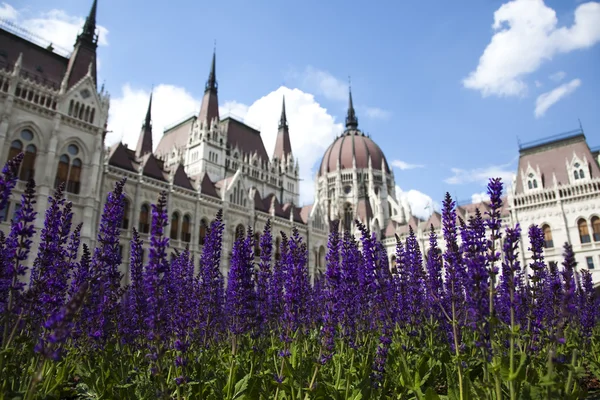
141,154,167,182
155,116,195,156
107,142,136,172
0,28,68,89
199,173,219,198
515,133,600,194
319,130,390,176
172,164,193,190
299,205,313,224
222,117,269,162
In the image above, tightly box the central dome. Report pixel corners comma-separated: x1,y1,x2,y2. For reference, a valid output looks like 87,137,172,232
319,129,390,176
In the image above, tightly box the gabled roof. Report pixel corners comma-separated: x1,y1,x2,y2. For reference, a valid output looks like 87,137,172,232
199,173,219,198
221,117,269,162
141,154,167,182
172,164,193,190
107,142,136,172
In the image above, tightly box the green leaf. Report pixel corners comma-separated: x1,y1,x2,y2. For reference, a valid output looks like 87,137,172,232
425,387,441,400
232,373,250,399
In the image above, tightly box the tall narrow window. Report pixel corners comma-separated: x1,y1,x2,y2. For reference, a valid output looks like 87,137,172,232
578,218,590,244
170,212,180,240
275,237,281,261
139,204,150,234
254,232,260,256
318,246,326,269
542,224,553,248
8,130,37,181
182,214,191,243
343,203,353,233
199,218,208,245
121,198,130,230
0,203,9,222
574,170,579,180
54,144,82,194
235,224,245,240
579,169,585,179
591,216,600,242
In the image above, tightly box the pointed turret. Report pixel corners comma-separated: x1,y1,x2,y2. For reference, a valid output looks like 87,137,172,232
198,48,219,123
63,0,98,90
273,95,293,160
135,93,153,158
345,85,358,130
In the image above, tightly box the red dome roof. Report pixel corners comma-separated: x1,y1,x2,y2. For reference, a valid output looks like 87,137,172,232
319,130,390,176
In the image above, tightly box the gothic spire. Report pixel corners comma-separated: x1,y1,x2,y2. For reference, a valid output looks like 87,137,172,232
79,0,98,44
136,92,153,158
198,48,220,123
279,95,288,129
273,94,292,160
63,0,98,90
205,47,218,93
345,83,358,130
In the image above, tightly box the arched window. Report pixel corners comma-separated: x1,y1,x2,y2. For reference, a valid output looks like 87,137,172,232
527,181,532,189
578,218,590,244
8,130,37,181
574,170,579,180
343,203,353,233
182,214,191,243
121,198,130,230
275,236,281,261
199,218,208,245
579,169,585,179
542,224,553,248
533,180,538,189
591,216,600,242
254,232,260,256
138,204,150,234
54,144,82,194
170,212,180,240
235,224,245,240
318,245,326,269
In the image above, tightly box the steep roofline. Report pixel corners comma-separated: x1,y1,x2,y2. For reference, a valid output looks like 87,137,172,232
0,20,71,59
163,114,196,133
221,116,261,135
519,129,585,155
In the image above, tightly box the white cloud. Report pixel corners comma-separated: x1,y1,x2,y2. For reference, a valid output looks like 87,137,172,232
0,3,18,20
396,185,440,220
294,66,392,120
463,0,600,97
471,192,491,204
364,107,391,120
534,78,581,117
106,84,200,150
107,85,342,205
226,87,342,204
391,159,424,170
445,162,515,186
300,66,347,102
2,6,109,52
535,80,543,88
549,71,566,82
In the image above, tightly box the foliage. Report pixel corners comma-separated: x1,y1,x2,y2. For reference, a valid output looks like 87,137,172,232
0,154,599,400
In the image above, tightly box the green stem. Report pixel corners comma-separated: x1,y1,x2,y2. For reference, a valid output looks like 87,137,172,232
565,349,577,395
226,335,237,400
345,349,355,400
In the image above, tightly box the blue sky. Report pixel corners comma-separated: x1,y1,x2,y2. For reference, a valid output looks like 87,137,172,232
3,0,600,216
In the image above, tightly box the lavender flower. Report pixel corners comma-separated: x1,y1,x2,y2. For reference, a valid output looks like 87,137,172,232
226,227,256,335
197,210,225,344
527,224,548,344
425,225,443,319
255,220,273,331
282,228,311,338
0,153,23,213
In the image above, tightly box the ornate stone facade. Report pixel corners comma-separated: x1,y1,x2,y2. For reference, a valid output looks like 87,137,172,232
1,1,599,285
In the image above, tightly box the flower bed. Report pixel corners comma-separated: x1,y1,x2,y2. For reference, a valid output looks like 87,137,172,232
0,154,598,399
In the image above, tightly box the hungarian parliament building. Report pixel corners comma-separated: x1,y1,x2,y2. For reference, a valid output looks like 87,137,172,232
1,1,599,284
